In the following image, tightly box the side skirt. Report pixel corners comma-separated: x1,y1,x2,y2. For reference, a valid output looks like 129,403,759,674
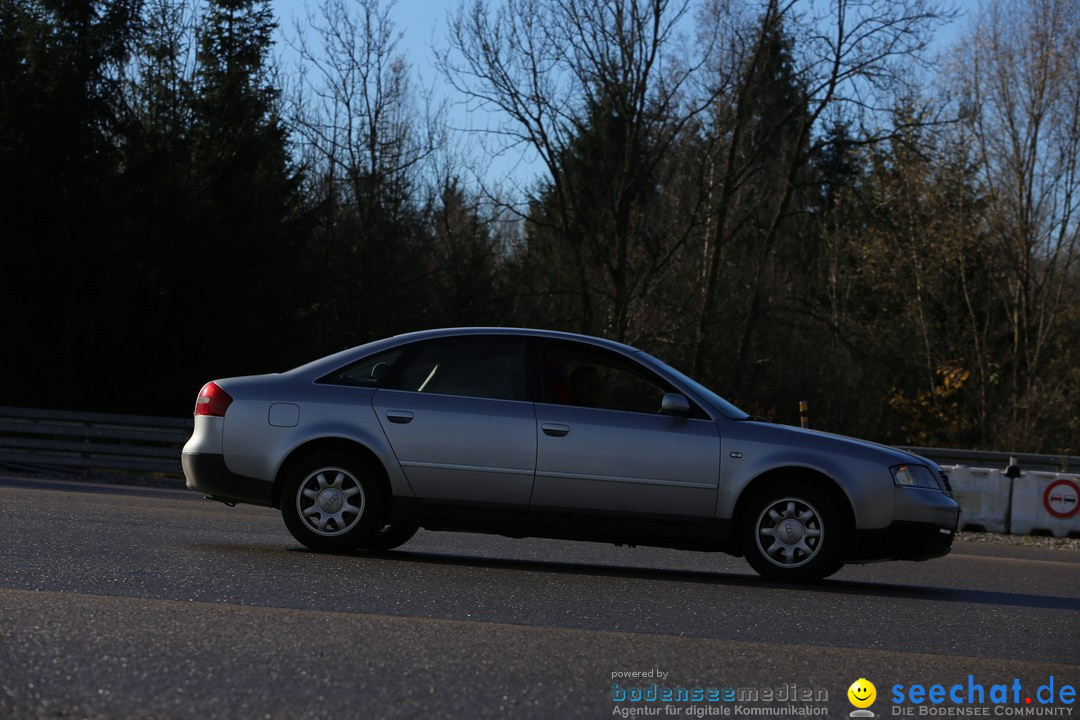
390,498,736,554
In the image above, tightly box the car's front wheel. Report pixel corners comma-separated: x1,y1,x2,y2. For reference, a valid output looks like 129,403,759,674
280,453,382,552
741,481,844,581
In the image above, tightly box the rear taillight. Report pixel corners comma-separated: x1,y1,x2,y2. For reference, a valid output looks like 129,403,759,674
194,382,233,417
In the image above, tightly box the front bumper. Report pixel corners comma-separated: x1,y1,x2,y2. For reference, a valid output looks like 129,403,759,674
848,486,960,562
182,452,275,507
850,520,957,561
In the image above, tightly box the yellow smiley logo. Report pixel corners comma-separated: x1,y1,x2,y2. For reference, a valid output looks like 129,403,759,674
848,678,877,709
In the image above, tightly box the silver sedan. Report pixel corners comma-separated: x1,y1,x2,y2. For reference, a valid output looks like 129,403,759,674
181,327,959,581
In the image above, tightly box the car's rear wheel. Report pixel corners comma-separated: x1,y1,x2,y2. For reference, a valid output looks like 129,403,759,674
741,481,844,581
280,452,382,552
360,523,419,552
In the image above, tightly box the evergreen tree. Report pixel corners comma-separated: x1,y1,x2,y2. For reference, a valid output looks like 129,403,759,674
180,0,306,384
0,0,141,410
693,12,814,407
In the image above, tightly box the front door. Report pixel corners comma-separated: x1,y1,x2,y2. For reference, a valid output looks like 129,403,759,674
531,341,721,517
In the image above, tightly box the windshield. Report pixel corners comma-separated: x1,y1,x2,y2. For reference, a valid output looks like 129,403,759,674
636,352,749,420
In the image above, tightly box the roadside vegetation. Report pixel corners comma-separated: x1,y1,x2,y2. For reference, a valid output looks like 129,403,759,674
1,0,1076,455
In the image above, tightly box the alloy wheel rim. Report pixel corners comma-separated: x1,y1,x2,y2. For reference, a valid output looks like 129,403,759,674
755,496,824,568
296,467,366,536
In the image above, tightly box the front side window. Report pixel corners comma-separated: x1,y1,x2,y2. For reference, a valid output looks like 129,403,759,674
395,337,527,401
542,342,669,414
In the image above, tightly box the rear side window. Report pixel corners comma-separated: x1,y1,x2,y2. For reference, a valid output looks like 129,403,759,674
318,349,404,387
395,337,527,401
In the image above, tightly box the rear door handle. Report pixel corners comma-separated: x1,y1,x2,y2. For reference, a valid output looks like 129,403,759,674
386,410,414,424
542,423,570,437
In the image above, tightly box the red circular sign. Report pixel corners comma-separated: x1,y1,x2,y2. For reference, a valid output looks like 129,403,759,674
1043,478,1080,519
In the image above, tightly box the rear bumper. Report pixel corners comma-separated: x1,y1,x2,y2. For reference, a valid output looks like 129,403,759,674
181,452,274,507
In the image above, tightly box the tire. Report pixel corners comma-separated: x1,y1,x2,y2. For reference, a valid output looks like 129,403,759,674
280,452,383,553
740,481,844,582
360,523,419,552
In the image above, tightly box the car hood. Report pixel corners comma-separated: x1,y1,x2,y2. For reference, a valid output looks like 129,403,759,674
727,419,938,469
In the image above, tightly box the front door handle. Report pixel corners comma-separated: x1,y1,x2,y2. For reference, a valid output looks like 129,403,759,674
386,410,414,424
542,423,570,437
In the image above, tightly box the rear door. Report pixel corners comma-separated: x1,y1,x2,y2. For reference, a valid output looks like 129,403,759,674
372,336,537,506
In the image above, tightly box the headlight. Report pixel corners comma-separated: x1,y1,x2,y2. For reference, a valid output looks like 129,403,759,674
891,464,943,490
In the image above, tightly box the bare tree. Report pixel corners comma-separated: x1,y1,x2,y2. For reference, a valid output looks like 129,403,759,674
951,0,1080,449
286,0,445,345
439,0,713,343
288,0,440,218
691,0,951,382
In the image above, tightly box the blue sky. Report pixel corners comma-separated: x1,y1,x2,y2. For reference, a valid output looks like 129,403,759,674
268,0,969,191
271,0,445,80
271,0,545,188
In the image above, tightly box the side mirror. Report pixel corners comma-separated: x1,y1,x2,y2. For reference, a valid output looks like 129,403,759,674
660,392,691,417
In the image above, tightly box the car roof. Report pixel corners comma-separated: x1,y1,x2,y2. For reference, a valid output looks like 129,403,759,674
387,327,641,353
286,327,644,379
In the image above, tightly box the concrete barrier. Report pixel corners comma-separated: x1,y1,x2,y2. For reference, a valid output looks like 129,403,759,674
943,466,1011,534
1009,471,1080,538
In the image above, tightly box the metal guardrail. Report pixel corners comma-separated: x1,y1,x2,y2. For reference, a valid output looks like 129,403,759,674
899,446,1079,474
0,405,1075,480
0,406,190,477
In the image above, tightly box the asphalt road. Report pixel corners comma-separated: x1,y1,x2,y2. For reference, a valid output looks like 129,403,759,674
0,476,1077,720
